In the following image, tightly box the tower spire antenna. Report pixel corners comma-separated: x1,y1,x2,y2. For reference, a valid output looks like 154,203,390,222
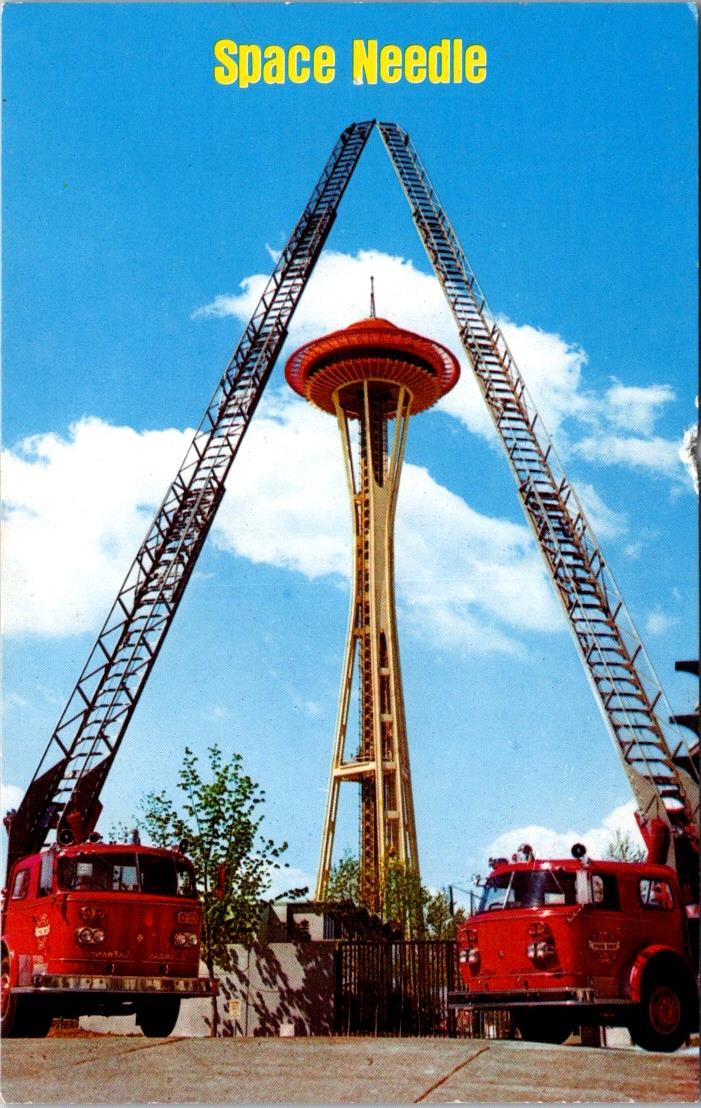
369,275,376,318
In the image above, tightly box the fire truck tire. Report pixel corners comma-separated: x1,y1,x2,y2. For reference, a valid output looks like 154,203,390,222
2,949,53,1038
0,949,13,1033
12,1000,53,1038
513,1010,573,1044
628,969,691,1053
136,996,181,1037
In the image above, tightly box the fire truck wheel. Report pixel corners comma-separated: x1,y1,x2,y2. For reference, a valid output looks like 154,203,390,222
629,970,691,1053
514,1010,573,1044
1,954,53,1038
13,1001,53,1038
136,996,181,1037
0,950,18,1037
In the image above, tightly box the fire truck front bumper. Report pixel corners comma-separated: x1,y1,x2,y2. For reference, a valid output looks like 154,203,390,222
17,973,217,998
448,989,632,1010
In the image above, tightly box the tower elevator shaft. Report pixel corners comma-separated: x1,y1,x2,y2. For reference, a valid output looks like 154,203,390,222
319,382,419,912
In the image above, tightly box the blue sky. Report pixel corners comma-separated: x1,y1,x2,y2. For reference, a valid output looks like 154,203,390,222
2,4,698,899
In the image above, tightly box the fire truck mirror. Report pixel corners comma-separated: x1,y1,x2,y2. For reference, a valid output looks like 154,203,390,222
11,869,29,900
39,852,53,897
575,869,592,905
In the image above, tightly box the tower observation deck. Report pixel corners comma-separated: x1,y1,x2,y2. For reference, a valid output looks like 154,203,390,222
286,316,459,916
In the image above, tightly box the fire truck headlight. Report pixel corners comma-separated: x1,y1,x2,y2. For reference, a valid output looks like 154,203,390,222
526,940,555,962
459,947,480,967
172,931,197,948
75,926,104,945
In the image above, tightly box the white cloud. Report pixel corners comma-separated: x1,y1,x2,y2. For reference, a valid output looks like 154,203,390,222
1,418,191,636
573,433,682,475
3,691,29,710
195,248,686,487
1,783,24,814
195,253,592,447
679,419,699,494
398,465,559,649
493,319,592,439
484,800,644,864
574,482,628,541
436,313,597,447
297,700,323,718
644,607,679,638
195,248,452,348
4,248,687,645
2,397,560,653
214,395,348,579
605,382,675,436
195,255,592,447
214,392,561,654
203,704,229,722
196,247,498,441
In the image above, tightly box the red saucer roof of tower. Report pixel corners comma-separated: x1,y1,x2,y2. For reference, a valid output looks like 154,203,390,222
285,317,460,417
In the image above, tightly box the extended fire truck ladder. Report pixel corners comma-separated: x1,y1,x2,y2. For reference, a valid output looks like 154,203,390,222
377,121,698,896
5,122,373,878
8,120,698,901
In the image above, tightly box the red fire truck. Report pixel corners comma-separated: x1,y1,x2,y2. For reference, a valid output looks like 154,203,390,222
2,842,212,1037
451,841,698,1052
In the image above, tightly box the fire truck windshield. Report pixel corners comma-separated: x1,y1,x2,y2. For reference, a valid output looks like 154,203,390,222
58,852,196,897
479,868,577,911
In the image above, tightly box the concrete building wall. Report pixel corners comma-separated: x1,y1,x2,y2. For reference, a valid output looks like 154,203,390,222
81,941,336,1038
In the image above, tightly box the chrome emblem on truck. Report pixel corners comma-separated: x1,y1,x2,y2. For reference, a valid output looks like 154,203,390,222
588,931,620,963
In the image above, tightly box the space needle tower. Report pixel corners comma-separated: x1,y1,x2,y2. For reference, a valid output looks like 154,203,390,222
286,296,460,914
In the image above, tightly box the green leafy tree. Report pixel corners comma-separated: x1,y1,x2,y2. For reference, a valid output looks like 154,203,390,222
326,849,360,902
605,828,646,863
424,888,466,940
382,857,427,938
325,854,466,939
139,745,306,1034
105,820,133,844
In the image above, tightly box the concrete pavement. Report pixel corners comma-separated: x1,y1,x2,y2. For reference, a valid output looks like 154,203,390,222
2,1036,698,1103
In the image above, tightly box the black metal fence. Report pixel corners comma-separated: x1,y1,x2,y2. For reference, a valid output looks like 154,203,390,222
334,940,514,1039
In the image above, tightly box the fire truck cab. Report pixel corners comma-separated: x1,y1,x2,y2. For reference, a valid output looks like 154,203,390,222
451,848,698,1052
1,841,214,1038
